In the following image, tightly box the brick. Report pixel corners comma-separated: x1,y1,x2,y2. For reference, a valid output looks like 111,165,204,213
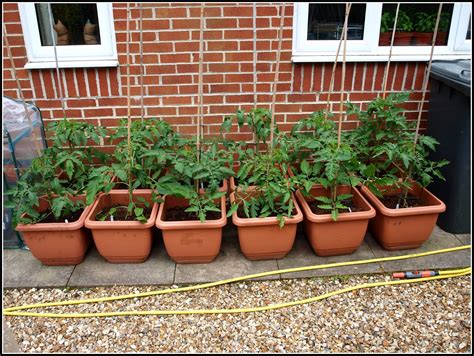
353,63,364,91
238,18,253,28
203,74,224,83
4,23,22,34
30,71,44,98
67,98,96,108
162,96,192,105
203,96,224,104
2,3,18,11
257,29,278,39
206,18,237,29
97,69,110,97
404,63,417,90
174,41,199,52
159,31,189,41
225,94,254,103
148,85,179,95
86,69,99,97
349,93,378,101
210,84,241,93
154,7,187,18
83,108,114,117
75,69,88,98
223,7,253,17
34,99,62,109
226,73,253,83
189,7,222,17
257,6,278,16
173,19,201,29
363,63,375,92
225,52,253,62
160,53,191,63
142,19,170,30
208,63,239,73
293,65,302,92
207,41,238,51
178,85,199,95
224,30,253,40
203,53,223,62
147,106,177,116
162,74,193,85
146,65,176,75
142,42,174,53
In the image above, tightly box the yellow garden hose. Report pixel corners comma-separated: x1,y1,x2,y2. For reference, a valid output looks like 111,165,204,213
3,245,471,318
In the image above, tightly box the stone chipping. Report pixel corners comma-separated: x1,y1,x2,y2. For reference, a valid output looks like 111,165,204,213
3,274,471,353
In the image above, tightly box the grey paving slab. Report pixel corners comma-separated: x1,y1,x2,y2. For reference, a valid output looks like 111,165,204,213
68,235,175,287
367,225,471,273
3,249,74,288
455,233,471,245
277,230,384,279
2,318,20,353
174,224,280,284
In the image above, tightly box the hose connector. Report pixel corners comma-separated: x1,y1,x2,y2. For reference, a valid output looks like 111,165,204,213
392,271,439,279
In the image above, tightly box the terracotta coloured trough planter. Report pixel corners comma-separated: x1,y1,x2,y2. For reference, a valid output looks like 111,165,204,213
230,191,303,260
155,195,227,263
16,195,93,266
85,190,159,263
360,182,446,250
295,185,375,257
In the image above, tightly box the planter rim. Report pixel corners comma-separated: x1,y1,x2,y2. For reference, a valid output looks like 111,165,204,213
295,185,376,223
360,184,446,217
230,192,303,227
84,190,159,229
155,195,227,230
16,194,93,232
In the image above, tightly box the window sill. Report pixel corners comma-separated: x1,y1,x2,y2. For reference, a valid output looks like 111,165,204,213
291,53,472,63
24,60,119,69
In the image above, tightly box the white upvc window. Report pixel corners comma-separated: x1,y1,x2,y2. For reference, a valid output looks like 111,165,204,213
18,3,118,69
292,2,472,62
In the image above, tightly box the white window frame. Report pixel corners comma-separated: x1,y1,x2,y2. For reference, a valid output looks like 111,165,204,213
18,3,118,69
292,3,472,62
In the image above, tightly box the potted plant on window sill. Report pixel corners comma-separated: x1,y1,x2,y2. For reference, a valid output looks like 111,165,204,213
349,93,448,250
155,140,229,263
7,118,107,265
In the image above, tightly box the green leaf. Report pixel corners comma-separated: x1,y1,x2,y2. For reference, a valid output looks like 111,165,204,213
300,160,310,175
226,203,239,217
134,207,144,217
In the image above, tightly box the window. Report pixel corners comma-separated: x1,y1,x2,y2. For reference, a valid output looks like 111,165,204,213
18,3,118,69
292,3,472,62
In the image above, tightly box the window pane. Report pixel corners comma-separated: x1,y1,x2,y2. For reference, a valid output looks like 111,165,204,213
307,4,366,40
35,3,101,46
379,3,454,46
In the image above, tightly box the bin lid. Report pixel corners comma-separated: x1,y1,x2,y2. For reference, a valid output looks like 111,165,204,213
430,59,471,96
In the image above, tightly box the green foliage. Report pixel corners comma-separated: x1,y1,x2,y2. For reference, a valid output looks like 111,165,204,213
396,10,413,32
291,111,361,221
412,11,451,33
348,92,449,207
6,118,108,225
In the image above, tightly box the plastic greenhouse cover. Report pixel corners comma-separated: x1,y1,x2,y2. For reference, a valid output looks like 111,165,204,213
2,96,42,142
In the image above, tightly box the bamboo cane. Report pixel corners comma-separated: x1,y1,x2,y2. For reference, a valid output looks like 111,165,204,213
269,2,286,153
337,3,351,148
414,3,443,146
381,3,401,99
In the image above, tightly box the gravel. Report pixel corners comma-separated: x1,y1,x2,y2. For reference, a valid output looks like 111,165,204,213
3,274,471,353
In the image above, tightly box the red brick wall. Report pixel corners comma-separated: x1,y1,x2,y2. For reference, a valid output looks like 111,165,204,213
2,2,429,148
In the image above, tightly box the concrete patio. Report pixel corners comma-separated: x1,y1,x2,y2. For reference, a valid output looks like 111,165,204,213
3,223,471,289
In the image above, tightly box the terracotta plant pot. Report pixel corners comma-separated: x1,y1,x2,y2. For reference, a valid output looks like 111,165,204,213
435,32,447,45
360,182,446,250
16,195,93,266
230,191,303,260
85,190,159,263
394,32,414,45
295,185,376,257
155,195,227,263
412,32,433,45
379,32,392,46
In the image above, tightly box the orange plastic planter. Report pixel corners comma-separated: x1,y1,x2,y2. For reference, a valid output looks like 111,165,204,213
360,183,446,250
230,191,303,260
16,195,93,266
84,190,159,263
295,185,376,257
156,195,227,263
